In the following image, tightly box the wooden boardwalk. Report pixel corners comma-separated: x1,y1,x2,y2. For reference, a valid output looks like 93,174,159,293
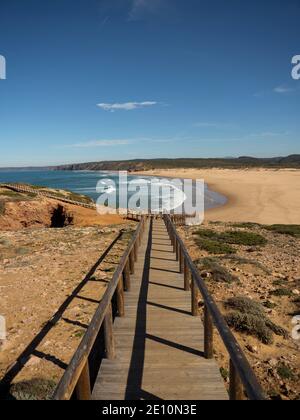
92,219,228,400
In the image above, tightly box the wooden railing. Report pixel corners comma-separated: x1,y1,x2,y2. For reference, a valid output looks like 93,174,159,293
52,216,146,400
164,214,266,401
127,212,194,225
0,183,96,209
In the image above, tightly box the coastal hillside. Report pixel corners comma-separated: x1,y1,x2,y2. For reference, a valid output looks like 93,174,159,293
0,185,122,230
181,221,300,400
54,155,300,171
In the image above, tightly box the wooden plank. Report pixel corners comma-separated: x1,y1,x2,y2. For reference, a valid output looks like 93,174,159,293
92,219,228,401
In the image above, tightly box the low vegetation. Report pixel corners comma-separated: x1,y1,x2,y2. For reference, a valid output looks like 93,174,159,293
277,365,295,381
218,231,267,246
54,154,300,172
225,297,288,344
3,184,93,205
271,288,292,297
194,228,267,254
8,379,57,400
195,257,239,283
230,222,261,229
220,255,270,274
195,237,236,254
264,224,300,237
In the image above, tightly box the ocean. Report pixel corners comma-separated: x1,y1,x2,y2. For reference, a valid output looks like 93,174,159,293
0,169,227,212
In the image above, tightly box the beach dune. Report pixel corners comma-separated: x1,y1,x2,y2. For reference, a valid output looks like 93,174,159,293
136,169,300,225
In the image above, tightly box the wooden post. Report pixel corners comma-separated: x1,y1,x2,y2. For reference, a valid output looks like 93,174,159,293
184,260,190,291
75,361,91,400
116,277,125,317
179,246,184,274
204,305,214,359
123,260,131,291
230,359,244,400
191,277,199,316
129,251,135,274
133,242,138,262
104,303,115,360
173,236,177,254
176,240,179,262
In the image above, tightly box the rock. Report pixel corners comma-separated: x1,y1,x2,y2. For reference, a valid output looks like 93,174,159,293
246,247,256,253
246,344,258,354
268,358,278,367
202,272,212,278
292,289,300,295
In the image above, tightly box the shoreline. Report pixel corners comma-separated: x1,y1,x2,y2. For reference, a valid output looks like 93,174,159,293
134,168,300,225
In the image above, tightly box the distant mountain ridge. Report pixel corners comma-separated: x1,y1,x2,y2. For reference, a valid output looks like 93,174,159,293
54,155,300,171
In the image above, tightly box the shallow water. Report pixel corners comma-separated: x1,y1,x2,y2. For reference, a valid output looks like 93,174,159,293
0,170,227,212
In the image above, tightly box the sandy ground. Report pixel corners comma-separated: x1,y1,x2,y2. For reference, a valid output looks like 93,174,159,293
0,224,135,399
136,169,300,225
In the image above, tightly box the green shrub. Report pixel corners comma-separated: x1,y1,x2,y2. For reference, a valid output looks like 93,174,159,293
271,288,292,297
277,365,295,380
230,222,261,229
226,312,273,344
9,379,57,400
220,367,229,380
225,296,264,317
219,231,267,246
196,257,239,283
272,279,286,287
263,300,277,309
225,296,288,344
265,320,289,339
264,224,300,237
194,228,267,256
195,237,236,255
193,229,219,239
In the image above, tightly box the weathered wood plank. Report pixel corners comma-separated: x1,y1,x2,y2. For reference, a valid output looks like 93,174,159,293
92,220,228,401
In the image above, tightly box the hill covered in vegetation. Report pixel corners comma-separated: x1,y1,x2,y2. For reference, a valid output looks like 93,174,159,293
54,155,300,171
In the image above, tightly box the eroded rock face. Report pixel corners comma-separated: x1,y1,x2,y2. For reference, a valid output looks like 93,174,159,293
50,205,73,228
0,199,74,231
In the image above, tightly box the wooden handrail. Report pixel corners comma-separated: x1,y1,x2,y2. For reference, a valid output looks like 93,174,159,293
163,214,266,401
0,183,96,209
52,216,146,400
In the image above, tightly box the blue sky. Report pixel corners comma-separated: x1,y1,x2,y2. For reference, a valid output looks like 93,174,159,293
0,0,299,167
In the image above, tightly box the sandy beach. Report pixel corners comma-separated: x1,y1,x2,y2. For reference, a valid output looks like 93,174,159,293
136,169,300,225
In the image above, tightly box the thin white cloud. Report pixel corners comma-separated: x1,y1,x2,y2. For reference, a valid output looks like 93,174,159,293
64,139,133,148
194,122,238,129
273,85,294,94
97,101,157,112
248,131,289,138
254,85,299,97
